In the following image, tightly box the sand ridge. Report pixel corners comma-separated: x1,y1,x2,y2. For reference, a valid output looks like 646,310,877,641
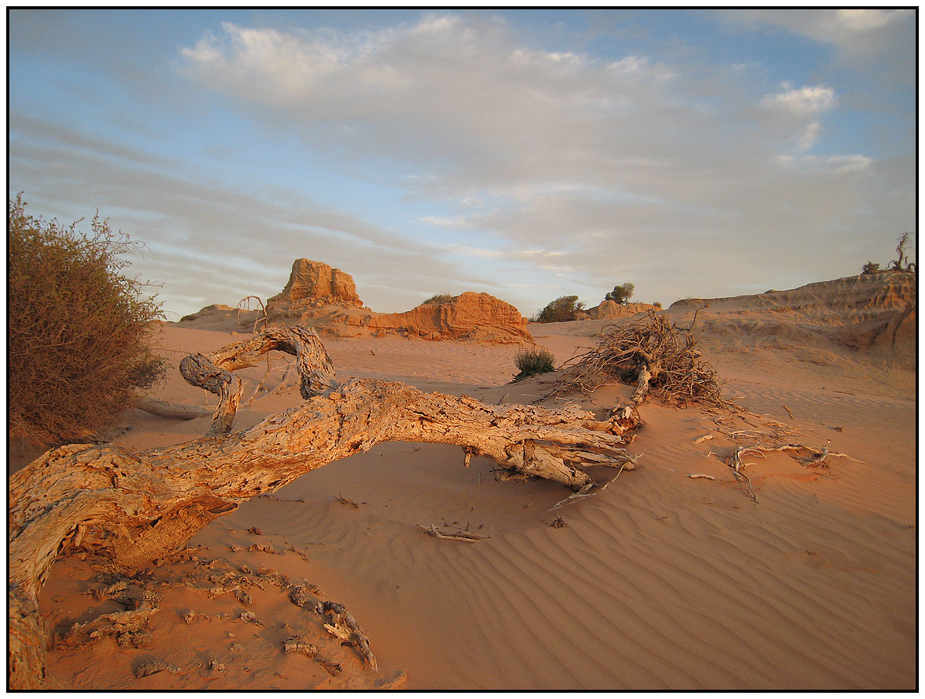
27,277,917,690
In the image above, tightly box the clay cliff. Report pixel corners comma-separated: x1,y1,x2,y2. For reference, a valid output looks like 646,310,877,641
667,272,916,368
369,292,531,343
578,300,661,320
298,292,531,344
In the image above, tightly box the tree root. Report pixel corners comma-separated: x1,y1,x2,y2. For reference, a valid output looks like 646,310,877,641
725,440,856,502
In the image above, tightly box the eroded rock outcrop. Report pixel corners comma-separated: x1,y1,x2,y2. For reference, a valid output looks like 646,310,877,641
178,259,532,344
266,259,364,323
667,272,916,367
369,292,531,344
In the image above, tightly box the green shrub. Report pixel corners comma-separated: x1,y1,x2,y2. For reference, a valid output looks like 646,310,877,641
534,295,585,323
605,282,634,304
514,347,556,380
8,195,165,446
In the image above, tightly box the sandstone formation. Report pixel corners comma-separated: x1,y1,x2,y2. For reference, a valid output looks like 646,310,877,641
178,260,532,344
265,259,364,323
176,304,262,331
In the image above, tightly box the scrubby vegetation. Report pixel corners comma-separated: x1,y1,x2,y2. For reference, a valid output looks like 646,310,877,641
422,293,456,305
8,195,165,446
513,346,556,380
862,231,916,274
533,295,585,323
605,282,634,304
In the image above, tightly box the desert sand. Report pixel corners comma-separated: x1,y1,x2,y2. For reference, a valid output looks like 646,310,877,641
16,274,917,690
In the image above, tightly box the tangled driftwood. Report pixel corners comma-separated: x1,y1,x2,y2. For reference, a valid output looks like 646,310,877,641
8,326,641,688
551,310,727,408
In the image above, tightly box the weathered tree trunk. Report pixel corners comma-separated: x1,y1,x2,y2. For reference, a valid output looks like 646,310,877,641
9,374,639,688
179,325,337,436
178,353,245,436
631,362,654,405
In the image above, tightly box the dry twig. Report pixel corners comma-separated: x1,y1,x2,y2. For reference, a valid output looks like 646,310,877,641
417,524,487,542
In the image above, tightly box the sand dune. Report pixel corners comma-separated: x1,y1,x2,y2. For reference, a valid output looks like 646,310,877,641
28,275,916,690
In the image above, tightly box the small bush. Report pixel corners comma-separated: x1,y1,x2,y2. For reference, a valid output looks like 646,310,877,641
534,295,585,323
8,195,165,446
514,347,556,380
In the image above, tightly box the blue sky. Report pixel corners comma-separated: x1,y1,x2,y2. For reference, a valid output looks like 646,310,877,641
8,8,916,320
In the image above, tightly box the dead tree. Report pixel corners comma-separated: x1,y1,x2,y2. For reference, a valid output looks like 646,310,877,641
133,396,212,420
888,231,916,273
551,311,728,408
8,327,640,689
236,295,268,334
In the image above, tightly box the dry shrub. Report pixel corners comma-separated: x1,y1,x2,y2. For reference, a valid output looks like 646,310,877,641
8,195,165,446
550,310,727,407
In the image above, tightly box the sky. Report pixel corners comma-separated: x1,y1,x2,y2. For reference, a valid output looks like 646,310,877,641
8,8,917,321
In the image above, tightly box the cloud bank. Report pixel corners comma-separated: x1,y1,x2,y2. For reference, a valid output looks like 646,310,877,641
9,10,914,318
175,12,912,307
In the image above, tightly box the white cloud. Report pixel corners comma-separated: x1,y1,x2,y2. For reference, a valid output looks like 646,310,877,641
420,215,465,227
779,154,873,174
718,9,915,71
761,85,836,115
178,15,685,182
797,121,821,152
835,9,900,32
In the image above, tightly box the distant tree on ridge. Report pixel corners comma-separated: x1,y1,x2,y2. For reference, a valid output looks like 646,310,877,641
605,283,634,304
534,295,585,323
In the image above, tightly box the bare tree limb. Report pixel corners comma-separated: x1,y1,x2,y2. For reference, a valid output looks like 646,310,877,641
133,396,212,420
179,326,337,436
